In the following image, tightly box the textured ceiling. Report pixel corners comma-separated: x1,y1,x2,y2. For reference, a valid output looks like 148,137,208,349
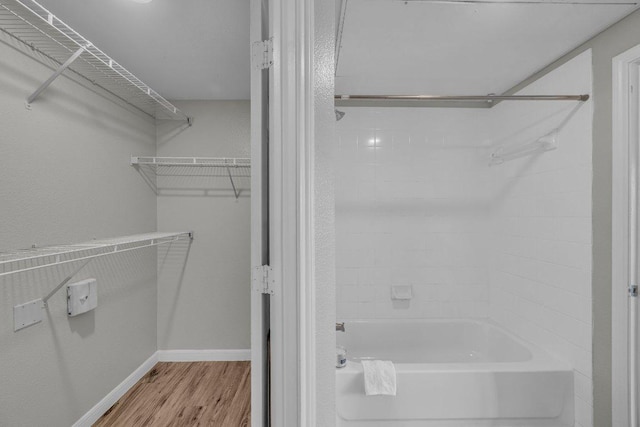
32,0,639,100
336,0,638,96
36,0,250,100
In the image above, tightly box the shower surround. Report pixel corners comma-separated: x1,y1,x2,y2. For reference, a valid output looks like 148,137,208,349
335,51,593,427
335,107,495,320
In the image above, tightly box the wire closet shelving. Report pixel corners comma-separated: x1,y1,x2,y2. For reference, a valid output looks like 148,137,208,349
0,231,193,278
131,156,251,199
0,0,190,122
4,231,193,332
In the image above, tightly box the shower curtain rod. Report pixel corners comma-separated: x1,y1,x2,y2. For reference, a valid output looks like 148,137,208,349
335,94,589,102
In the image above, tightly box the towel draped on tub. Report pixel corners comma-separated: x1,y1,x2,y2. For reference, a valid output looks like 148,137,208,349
361,360,396,396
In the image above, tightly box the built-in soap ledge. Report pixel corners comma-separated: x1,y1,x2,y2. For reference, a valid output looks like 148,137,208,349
391,285,413,301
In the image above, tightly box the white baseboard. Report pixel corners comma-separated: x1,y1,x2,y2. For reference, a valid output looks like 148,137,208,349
73,349,250,426
157,349,251,362
72,351,159,427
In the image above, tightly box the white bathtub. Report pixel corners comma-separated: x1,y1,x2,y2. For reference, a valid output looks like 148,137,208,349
336,319,573,427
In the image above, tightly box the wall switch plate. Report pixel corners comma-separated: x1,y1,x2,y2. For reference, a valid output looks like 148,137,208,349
14,299,44,332
67,278,97,317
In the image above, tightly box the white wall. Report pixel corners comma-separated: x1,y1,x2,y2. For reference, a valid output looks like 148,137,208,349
335,108,495,320
0,35,159,426
489,50,593,427
156,100,251,351
315,0,337,421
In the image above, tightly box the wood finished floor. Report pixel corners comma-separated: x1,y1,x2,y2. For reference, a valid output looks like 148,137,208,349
93,361,250,427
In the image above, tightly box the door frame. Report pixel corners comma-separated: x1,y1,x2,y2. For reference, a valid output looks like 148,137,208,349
249,0,270,424
612,43,640,427
251,0,333,425
268,0,322,424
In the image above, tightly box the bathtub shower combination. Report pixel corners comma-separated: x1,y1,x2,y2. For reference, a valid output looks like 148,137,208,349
336,320,573,426
334,51,593,427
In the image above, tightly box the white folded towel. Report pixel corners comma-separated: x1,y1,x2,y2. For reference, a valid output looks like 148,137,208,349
361,360,396,396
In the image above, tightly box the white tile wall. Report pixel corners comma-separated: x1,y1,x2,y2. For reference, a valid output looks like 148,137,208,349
489,50,593,427
335,108,495,320
335,50,593,427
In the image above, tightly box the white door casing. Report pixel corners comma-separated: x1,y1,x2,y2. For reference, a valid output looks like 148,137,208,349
250,0,270,425
612,43,640,427
251,0,335,425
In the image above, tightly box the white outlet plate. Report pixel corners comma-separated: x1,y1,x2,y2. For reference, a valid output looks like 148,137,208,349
67,278,97,317
14,299,44,332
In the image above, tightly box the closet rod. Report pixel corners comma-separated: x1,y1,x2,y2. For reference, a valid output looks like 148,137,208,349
335,94,590,102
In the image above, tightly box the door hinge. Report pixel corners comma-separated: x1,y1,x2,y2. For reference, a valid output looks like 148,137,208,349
253,265,274,295
630,284,638,297
252,39,273,70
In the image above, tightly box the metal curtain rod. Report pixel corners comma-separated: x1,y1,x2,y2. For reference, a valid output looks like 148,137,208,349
401,1,636,4
335,94,590,102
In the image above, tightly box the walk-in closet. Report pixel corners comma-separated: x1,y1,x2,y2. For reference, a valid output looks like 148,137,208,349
0,0,251,425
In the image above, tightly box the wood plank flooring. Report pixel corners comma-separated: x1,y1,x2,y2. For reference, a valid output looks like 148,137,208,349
94,361,250,427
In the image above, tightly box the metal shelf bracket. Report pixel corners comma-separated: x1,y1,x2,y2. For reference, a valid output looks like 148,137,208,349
6,231,193,332
227,166,240,199
131,156,250,198
1,0,189,121
26,45,87,108
42,258,92,307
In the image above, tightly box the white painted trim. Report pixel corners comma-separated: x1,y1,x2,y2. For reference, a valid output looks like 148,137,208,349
299,0,317,424
249,0,268,426
269,0,305,425
612,43,640,427
268,0,323,424
157,349,251,362
72,352,159,427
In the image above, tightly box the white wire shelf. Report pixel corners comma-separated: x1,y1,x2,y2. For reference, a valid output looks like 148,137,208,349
131,156,251,198
0,231,193,277
0,0,190,122
131,156,251,168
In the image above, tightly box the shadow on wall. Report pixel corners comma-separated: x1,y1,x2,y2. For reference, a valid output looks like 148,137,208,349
157,238,192,347
336,100,585,217
0,35,156,138
2,241,193,336
155,119,192,148
335,153,538,217
0,241,191,421
489,102,583,150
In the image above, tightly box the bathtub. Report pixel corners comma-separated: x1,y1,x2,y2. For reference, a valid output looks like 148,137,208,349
336,319,573,427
